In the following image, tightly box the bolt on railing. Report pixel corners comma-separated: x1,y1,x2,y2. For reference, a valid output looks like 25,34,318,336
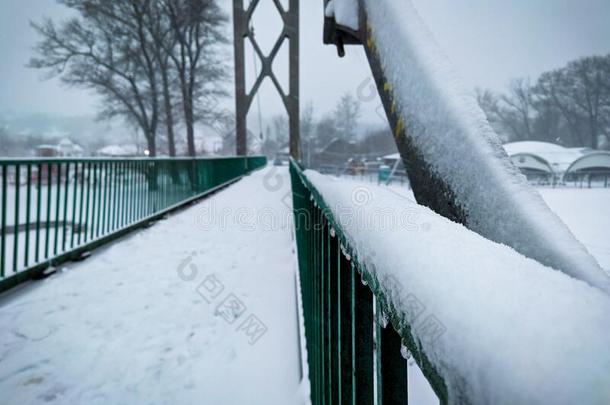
0,156,266,292
290,159,448,404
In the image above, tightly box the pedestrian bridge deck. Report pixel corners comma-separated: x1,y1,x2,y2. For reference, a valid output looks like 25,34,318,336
0,167,303,405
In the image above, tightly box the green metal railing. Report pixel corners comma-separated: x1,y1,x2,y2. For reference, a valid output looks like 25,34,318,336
0,156,266,292
290,159,446,404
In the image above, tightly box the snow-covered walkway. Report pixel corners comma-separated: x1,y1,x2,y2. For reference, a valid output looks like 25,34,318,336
0,167,303,405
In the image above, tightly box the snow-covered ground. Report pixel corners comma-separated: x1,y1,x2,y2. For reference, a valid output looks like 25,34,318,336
0,167,303,405
537,188,610,273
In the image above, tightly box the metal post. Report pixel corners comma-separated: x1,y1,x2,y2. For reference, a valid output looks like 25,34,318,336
287,0,300,160
233,0,300,160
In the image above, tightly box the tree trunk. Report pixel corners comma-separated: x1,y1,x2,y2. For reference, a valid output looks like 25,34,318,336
184,98,196,157
161,69,177,157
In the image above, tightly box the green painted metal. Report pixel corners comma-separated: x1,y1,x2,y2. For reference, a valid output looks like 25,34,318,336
24,165,31,266
290,158,448,404
0,156,266,294
12,165,20,274
1,166,7,278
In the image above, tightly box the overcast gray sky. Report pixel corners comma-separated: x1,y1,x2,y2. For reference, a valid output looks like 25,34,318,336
1,0,610,126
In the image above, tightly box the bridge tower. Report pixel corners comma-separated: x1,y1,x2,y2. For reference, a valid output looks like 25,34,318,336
233,0,300,160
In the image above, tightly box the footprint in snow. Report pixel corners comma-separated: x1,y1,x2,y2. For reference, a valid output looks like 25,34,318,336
14,324,56,342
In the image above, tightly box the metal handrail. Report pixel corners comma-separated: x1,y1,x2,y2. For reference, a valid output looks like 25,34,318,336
0,156,266,292
289,158,447,404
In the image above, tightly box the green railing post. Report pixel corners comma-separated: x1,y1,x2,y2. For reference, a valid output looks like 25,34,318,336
76,162,85,245
62,163,70,251
1,165,7,277
379,317,408,403
339,245,354,404
329,230,340,405
323,217,331,404
12,165,21,274
24,164,32,267
44,165,52,258
35,163,42,262
54,163,62,255
354,266,374,404
84,162,92,244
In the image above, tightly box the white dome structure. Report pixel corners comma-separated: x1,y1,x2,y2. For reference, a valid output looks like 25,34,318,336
565,151,610,174
503,141,587,175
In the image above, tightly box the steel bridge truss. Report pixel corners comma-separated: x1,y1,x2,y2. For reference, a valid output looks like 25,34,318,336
233,0,300,159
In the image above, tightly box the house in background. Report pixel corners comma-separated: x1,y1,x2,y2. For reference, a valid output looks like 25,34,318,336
57,138,84,157
35,138,84,157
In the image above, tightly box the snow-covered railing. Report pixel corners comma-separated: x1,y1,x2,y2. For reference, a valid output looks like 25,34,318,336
0,156,266,293
324,0,610,295
289,158,610,405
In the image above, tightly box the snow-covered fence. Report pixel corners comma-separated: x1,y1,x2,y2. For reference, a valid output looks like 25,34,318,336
290,159,610,405
0,156,266,292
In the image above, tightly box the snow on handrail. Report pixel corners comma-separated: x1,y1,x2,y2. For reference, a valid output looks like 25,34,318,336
291,159,610,404
359,0,610,294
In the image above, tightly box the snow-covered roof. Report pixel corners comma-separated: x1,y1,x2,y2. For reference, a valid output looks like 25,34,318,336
97,144,138,157
57,138,84,153
503,141,587,173
58,138,71,146
565,151,610,174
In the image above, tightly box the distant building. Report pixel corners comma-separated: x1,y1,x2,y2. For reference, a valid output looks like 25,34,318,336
35,138,84,158
35,145,58,157
96,144,139,157
503,141,610,186
57,138,84,157
564,152,610,186
314,138,359,167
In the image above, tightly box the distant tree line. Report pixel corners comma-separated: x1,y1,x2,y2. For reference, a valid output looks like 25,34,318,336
30,0,228,157
259,92,364,159
259,92,396,167
477,54,610,150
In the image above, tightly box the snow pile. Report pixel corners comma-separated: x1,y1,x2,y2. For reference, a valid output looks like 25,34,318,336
325,0,359,31
304,170,610,404
362,0,610,293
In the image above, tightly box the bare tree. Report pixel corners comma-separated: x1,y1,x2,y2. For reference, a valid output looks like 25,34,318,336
502,79,535,140
162,0,229,156
30,0,162,156
146,1,180,156
300,102,315,166
476,81,536,142
533,55,610,149
334,92,361,140
30,0,229,158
